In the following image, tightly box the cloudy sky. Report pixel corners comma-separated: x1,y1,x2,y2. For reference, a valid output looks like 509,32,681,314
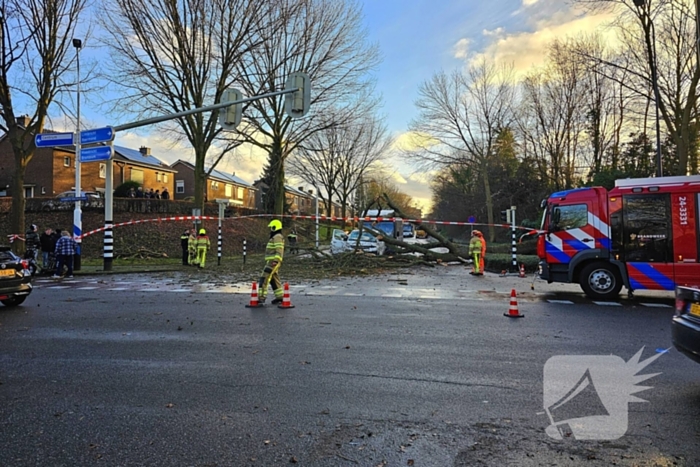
66,0,615,213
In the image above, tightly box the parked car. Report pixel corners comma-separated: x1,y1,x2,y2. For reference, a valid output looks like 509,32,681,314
42,191,103,211
330,229,386,255
403,224,416,239
672,285,700,364
0,246,33,307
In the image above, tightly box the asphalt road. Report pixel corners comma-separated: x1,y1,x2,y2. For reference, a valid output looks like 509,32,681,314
1,273,699,466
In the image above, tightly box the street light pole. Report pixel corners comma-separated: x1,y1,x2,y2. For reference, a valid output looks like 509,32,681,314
72,38,83,270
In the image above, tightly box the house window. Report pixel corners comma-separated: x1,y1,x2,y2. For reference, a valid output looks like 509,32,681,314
63,157,71,167
156,172,162,182
99,163,106,179
225,184,232,197
237,187,244,200
24,186,34,198
176,180,185,193
131,169,144,184
164,174,168,183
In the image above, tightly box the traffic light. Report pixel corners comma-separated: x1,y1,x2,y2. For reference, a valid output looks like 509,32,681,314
500,210,510,223
285,72,311,118
219,88,242,131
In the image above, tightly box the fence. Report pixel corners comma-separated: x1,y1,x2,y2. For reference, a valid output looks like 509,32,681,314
0,197,258,217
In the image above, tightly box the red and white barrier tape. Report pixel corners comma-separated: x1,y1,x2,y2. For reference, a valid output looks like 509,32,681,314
78,214,541,239
6,234,24,243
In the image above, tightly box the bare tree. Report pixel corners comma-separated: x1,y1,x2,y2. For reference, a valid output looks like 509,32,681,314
102,0,269,208
517,41,588,191
234,0,380,215
568,35,628,173
289,113,391,218
0,0,87,246
575,0,700,175
408,60,515,241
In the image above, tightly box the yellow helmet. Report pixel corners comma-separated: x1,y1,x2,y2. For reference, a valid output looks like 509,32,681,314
268,219,282,232
199,228,206,235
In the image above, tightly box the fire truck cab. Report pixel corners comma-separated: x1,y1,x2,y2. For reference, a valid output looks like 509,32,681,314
538,175,700,299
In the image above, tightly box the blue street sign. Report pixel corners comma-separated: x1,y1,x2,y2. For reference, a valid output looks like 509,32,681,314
60,196,88,202
35,132,74,147
80,126,114,145
80,145,113,162
468,215,476,223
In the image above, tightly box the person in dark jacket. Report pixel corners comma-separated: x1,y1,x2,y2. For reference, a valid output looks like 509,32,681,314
24,224,40,260
40,228,53,268
50,228,62,252
180,230,190,265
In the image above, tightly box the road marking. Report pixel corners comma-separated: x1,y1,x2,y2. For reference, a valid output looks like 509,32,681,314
343,293,363,296
547,300,575,304
139,288,161,292
381,293,402,298
640,303,673,308
108,287,129,291
593,301,622,306
168,289,192,293
76,287,98,290
46,285,70,289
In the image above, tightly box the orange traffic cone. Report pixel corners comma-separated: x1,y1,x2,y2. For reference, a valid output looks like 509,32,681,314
504,289,524,318
278,282,295,309
245,282,263,308
519,264,526,278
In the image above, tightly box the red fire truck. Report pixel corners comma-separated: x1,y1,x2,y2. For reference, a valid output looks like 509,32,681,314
537,175,700,299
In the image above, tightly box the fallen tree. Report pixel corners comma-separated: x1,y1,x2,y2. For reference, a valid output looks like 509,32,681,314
358,194,470,264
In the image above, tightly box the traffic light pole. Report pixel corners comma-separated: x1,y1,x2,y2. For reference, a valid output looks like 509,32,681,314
99,72,310,271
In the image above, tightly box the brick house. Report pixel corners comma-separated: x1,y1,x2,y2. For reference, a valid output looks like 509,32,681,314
170,160,256,208
0,117,175,198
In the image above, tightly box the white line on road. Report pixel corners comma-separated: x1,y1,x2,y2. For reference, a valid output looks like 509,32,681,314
46,286,70,289
76,287,98,290
593,301,623,306
640,303,673,308
547,300,575,304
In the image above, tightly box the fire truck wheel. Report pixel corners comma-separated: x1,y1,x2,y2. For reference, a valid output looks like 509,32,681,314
580,262,622,300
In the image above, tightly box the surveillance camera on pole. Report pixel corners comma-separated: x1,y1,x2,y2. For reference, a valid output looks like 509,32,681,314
219,88,242,131
285,72,311,118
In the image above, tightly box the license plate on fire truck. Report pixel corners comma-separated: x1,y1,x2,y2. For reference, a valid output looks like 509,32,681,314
690,303,700,318
0,269,15,277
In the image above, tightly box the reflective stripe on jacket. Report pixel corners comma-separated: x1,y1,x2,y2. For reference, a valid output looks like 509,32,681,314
196,235,210,249
265,232,284,262
468,236,483,255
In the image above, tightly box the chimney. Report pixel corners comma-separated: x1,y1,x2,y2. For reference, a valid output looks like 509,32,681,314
139,147,151,156
16,115,31,128
298,186,304,192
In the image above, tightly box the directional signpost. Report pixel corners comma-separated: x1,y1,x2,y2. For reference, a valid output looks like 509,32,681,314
60,196,88,203
80,145,112,163
35,132,74,148
80,126,114,145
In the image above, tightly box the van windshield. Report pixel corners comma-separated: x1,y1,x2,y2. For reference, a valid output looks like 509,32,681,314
373,221,394,236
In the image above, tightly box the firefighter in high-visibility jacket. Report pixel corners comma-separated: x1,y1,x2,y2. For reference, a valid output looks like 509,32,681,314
188,230,197,266
195,228,210,268
468,230,484,276
474,229,486,274
258,219,285,304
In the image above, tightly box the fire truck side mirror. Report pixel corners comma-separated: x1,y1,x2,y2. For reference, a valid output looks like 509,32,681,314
551,207,561,227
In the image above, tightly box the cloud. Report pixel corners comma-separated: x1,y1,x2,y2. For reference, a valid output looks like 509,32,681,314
392,131,440,152
470,10,618,77
453,38,471,59
522,0,539,6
